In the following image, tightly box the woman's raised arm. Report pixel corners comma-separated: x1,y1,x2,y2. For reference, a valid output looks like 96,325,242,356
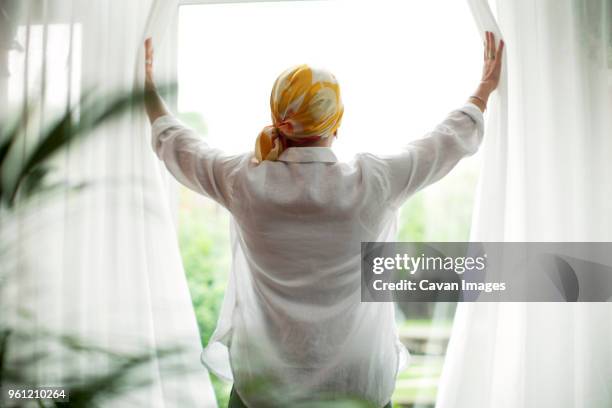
368,31,504,207
142,39,245,209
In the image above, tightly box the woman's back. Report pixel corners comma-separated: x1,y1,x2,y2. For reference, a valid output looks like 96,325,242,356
234,148,389,270
151,99,484,405
225,147,405,406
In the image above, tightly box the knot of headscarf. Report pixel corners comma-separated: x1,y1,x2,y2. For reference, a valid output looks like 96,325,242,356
255,64,344,163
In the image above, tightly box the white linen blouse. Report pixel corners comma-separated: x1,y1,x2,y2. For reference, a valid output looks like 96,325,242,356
151,102,484,407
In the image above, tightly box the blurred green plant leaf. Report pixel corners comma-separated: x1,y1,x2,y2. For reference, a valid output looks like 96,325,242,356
0,84,176,208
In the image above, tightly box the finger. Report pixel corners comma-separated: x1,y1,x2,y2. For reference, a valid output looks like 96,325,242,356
483,40,487,60
145,38,153,61
496,39,505,64
484,31,490,60
489,32,496,58
483,31,489,59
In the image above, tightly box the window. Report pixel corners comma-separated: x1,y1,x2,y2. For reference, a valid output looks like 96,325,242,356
177,1,482,406
7,23,81,116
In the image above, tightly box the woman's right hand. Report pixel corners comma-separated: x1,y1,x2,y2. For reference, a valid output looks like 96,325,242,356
480,31,504,93
469,31,504,112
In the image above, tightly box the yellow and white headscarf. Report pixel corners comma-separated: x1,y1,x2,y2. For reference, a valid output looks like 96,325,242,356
255,64,344,163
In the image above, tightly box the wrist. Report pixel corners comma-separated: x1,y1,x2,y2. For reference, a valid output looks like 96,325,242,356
145,74,156,90
475,81,495,98
467,83,493,112
468,95,487,112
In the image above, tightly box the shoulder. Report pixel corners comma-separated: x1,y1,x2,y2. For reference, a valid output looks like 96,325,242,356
352,152,392,173
350,152,392,193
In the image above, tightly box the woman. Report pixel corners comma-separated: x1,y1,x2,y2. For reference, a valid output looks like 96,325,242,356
144,32,503,408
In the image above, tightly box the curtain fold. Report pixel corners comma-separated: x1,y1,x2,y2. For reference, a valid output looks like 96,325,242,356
0,1,217,406
437,1,612,407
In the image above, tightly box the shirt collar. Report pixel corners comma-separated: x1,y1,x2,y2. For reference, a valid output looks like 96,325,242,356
277,147,338,164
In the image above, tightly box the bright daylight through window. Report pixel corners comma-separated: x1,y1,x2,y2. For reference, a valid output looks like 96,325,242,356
177,1,482,406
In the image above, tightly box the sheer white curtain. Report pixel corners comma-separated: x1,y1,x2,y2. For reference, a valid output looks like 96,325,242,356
437,1,612,407
0,1,216,406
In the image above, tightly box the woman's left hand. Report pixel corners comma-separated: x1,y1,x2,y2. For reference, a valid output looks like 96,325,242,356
143,37,169,123
145,38,155,89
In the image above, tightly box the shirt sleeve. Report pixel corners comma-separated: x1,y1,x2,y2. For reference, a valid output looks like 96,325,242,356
379,102,485,207
151,114,245,209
